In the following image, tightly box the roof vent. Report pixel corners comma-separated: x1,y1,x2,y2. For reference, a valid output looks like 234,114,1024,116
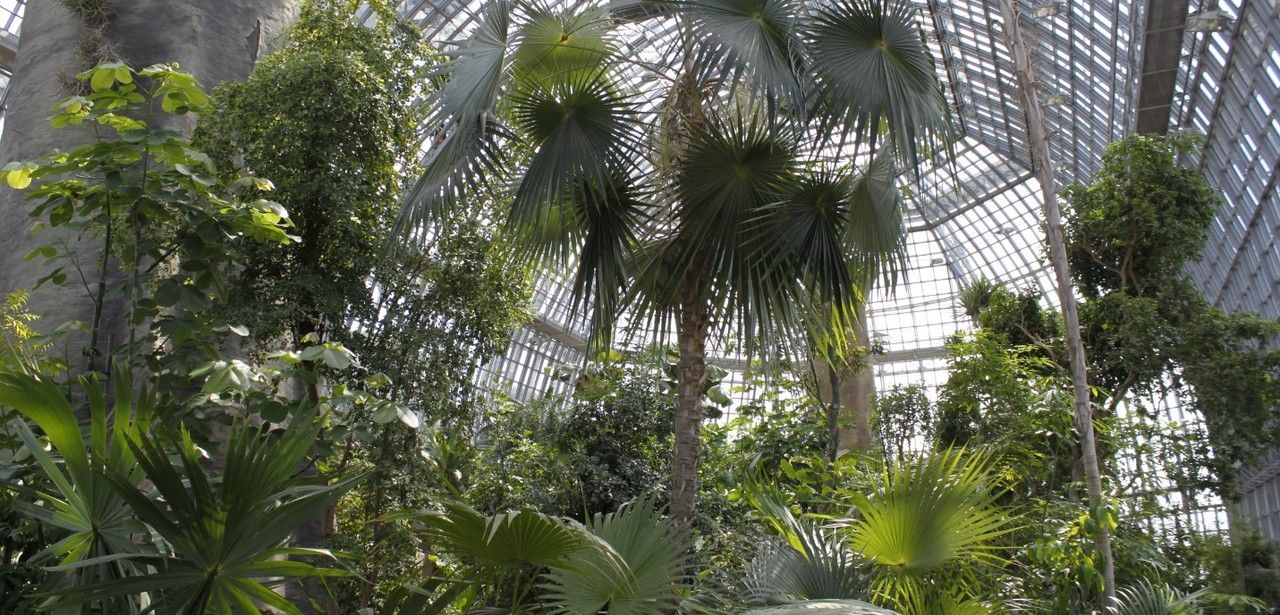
1186,10,1233,33
1042,93,1069,107
1032,1,1065,18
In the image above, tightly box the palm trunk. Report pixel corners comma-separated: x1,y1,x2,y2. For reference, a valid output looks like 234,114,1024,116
670,297,708,525
995,0,1116,604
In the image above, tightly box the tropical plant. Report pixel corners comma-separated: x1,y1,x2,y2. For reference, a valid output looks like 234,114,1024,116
397,0,952,522
406,494,689,613
544,495,690,614
1062,133,1280,493
0,368,151,612
0,364,363,613
741,449,1014,613
198,0,429,348
61,413,359,613
2,61,295,383
839,448,1013,610
1108,579,1210,615
870,384,933,461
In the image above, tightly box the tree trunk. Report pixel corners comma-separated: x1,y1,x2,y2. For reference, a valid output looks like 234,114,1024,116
840,300,875,453
670,298,708,525
994,0,1116,605
814,299,875,456
0,0,298,372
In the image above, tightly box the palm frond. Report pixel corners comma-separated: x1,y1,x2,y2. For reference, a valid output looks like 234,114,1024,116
568,170,652,350
759,167,857,308
839,448,1015,608
396,0,513,235
48,413,358,614
845,151,907,290
542,494,689,614
1109,579,1211,615
683,0,807,111
1,368,152,611
741,483,867,604
656,108,814,358
413,500,590,569
512,4,615,86
508,71,641,229
804,0,949,173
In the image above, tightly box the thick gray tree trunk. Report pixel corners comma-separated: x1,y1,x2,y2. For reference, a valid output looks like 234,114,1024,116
994,0,1116,605
0,0,297,370
814,300,875,456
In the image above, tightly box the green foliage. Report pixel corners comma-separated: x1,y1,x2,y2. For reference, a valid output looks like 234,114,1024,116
871,384,933,461
198,0,428,344
1063,133,1217,299
0,369,150,612
976,284,1062,356
4,61,293,382
844,449,1014,610
0,60,414,612
470,361,674,518
935,330,1075,487
1062,132,1280,492
957,277,999,323
195,6,529,610
543,495,690,614
405,495,689,613
737,449,1014,613
1174,297,1280,487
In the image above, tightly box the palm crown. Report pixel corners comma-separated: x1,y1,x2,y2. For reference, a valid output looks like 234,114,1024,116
400,0,951,521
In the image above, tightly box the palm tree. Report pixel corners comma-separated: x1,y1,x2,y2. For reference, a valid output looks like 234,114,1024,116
399,0,950,522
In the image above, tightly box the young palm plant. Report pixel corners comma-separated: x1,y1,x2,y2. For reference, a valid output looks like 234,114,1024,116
0,368,152,613
399,0,951,522
403,494,688,613
742,449,1014,613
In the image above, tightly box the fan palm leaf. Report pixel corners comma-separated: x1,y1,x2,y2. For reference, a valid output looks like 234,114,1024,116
740,482,866,604
414,500,591,569
542,494,689,614
805,0,949,169
48,412,360,614
0,368,152,611
397,0,513,232
840,448,1015,609
1109,579,1210,615
845,150,908,288
683,0,807,109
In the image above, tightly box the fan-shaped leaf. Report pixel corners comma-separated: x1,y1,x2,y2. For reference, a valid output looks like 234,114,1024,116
805,0,949,171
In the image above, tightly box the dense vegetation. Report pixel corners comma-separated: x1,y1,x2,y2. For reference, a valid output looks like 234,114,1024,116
0,1,1277,614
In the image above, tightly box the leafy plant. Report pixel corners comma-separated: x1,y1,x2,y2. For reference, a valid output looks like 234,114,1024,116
3,61,294,383
406,495,688,613
0,368,151,612
543,495,690,614
55,413,360,613
840,449,1014,611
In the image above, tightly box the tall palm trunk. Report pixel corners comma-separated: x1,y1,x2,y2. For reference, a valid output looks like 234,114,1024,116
670,293,709,525
995,0,1115,604
0,0,297,371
